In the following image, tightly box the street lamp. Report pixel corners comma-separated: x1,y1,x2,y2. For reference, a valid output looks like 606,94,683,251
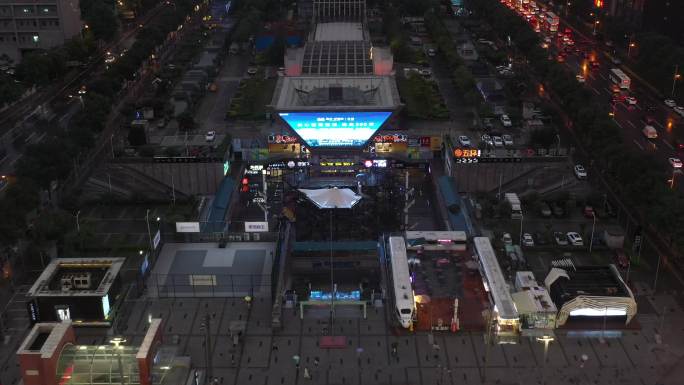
76,210,81,232
518,212,524,246
588,212,597,254
536,335,554,385
672,64,680,97
627,42,636,58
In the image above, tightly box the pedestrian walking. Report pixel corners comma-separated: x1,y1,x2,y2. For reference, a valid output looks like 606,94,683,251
293,354,300,369
272,343,278,352
303,367,311,380
314,357,319,367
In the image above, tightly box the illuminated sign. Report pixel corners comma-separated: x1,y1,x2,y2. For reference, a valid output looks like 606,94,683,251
309,290,361,301
245,221,269,232
364,159,388,168
102,295,111,318
373,134,407,143
594,0,603,8
279,111,392,147
320,161,355,167
453,148,481,158
268,134,298,144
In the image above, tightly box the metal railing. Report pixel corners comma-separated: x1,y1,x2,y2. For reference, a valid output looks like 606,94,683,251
149,273,271,298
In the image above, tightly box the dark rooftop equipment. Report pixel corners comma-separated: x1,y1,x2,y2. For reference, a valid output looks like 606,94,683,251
547,265,630,306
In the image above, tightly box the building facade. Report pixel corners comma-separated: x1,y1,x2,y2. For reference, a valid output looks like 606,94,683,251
0,0,82,63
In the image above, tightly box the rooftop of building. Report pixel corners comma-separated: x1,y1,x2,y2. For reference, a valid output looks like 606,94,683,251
302,40,373,75
546,265,631,301
314,22,365,41
271,75,401,111
28,258,125,297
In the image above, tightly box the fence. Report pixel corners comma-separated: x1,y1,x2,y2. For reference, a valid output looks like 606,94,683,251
149,273,271,298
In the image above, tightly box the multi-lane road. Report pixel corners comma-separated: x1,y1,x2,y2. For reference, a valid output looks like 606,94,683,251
534,21,684,189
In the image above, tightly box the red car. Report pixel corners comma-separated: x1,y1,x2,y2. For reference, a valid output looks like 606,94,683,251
614,249,630,269
583,205,595,218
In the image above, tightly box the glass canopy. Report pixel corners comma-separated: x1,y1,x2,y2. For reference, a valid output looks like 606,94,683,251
56,344,180,385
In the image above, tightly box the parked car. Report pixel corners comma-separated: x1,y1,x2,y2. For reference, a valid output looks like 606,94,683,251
625,96,637,105
614,249,630,269
554,232,569,246
664,99,677,108
458,135,471,147
551,202,565,217
522,233,534,247
574,164,587,179
502,134,513,146
539,202,552,217
534,232,549,245
481,134,493,146
247,67,258,76
502,232,513,246
669,157,682,169
493,136,504,147
576,74,585,83
500,114,512,127
566,232,584,246
205,131,216,142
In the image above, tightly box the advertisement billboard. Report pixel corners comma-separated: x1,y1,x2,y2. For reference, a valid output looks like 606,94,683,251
176,222,200,233
278,111,392,147
245,221,269,232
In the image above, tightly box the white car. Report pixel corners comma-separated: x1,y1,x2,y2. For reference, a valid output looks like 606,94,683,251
669,157,683,168
566,232,584,246
502,232,513,246
625,96,637,105
576,75,585,83
419,69,432,77
427,48,436,57
674,106,684,117
458,135,471,147
247,67,258,76
481,134,493,146
522,233,534,247
502,134,513,146
664,99,677,108
493,136,503,147
105,52,116,64
205,131,216,142
574,164,587,179
500,114,512,127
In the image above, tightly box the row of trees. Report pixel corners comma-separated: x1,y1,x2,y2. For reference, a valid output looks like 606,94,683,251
466,0,684,254
0,0,198,250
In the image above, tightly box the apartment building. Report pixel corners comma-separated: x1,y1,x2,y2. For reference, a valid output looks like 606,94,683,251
0,0,82,63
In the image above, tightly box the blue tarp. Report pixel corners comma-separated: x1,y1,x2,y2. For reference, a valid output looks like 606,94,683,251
203,177,235,233
438,176,473,236
255,35,303,52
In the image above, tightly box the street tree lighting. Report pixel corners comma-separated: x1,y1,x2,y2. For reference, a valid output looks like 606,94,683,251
672,64,680,97
536,335,554,385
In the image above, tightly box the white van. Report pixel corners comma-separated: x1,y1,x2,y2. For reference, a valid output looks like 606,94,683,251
642,125,657,139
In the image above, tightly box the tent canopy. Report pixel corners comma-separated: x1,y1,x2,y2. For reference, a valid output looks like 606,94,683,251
299,187,362,209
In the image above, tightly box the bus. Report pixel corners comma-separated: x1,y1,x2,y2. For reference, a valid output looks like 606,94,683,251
609,68,631,90
388,236,414,328
473,237,520,343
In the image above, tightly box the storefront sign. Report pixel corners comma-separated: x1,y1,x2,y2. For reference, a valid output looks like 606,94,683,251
245,221,269,232
373,134,407,143
268,134,298,144
176,222,200,233
27,300,39,324
320,161,355,167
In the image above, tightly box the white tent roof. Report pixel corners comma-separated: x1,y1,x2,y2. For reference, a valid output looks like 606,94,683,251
299,188,362,209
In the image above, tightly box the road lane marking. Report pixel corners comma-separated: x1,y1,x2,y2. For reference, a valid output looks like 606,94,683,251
614,120,624,130
627,120,636,129
653,120,664,129
591,87,600,95
633,139,644,150
599,73,607,81
663,140,674,150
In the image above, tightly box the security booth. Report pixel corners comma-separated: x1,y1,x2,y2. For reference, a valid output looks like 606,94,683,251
27,258,125,326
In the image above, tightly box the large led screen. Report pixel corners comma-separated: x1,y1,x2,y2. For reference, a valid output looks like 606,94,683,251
279,111,392,147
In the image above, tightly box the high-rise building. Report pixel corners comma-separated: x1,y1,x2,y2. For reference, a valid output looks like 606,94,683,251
0,0,82,64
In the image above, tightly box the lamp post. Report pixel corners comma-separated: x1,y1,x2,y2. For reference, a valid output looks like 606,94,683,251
653,254,662,293
588,212,596,254
672,65,680,97
76,210,81,232
518,212,524,246
536,335,554,385
555,134,561,154
627,41,636,58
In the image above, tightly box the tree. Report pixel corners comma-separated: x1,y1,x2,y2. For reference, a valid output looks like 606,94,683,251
83,2,119,41
15,140,73,188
